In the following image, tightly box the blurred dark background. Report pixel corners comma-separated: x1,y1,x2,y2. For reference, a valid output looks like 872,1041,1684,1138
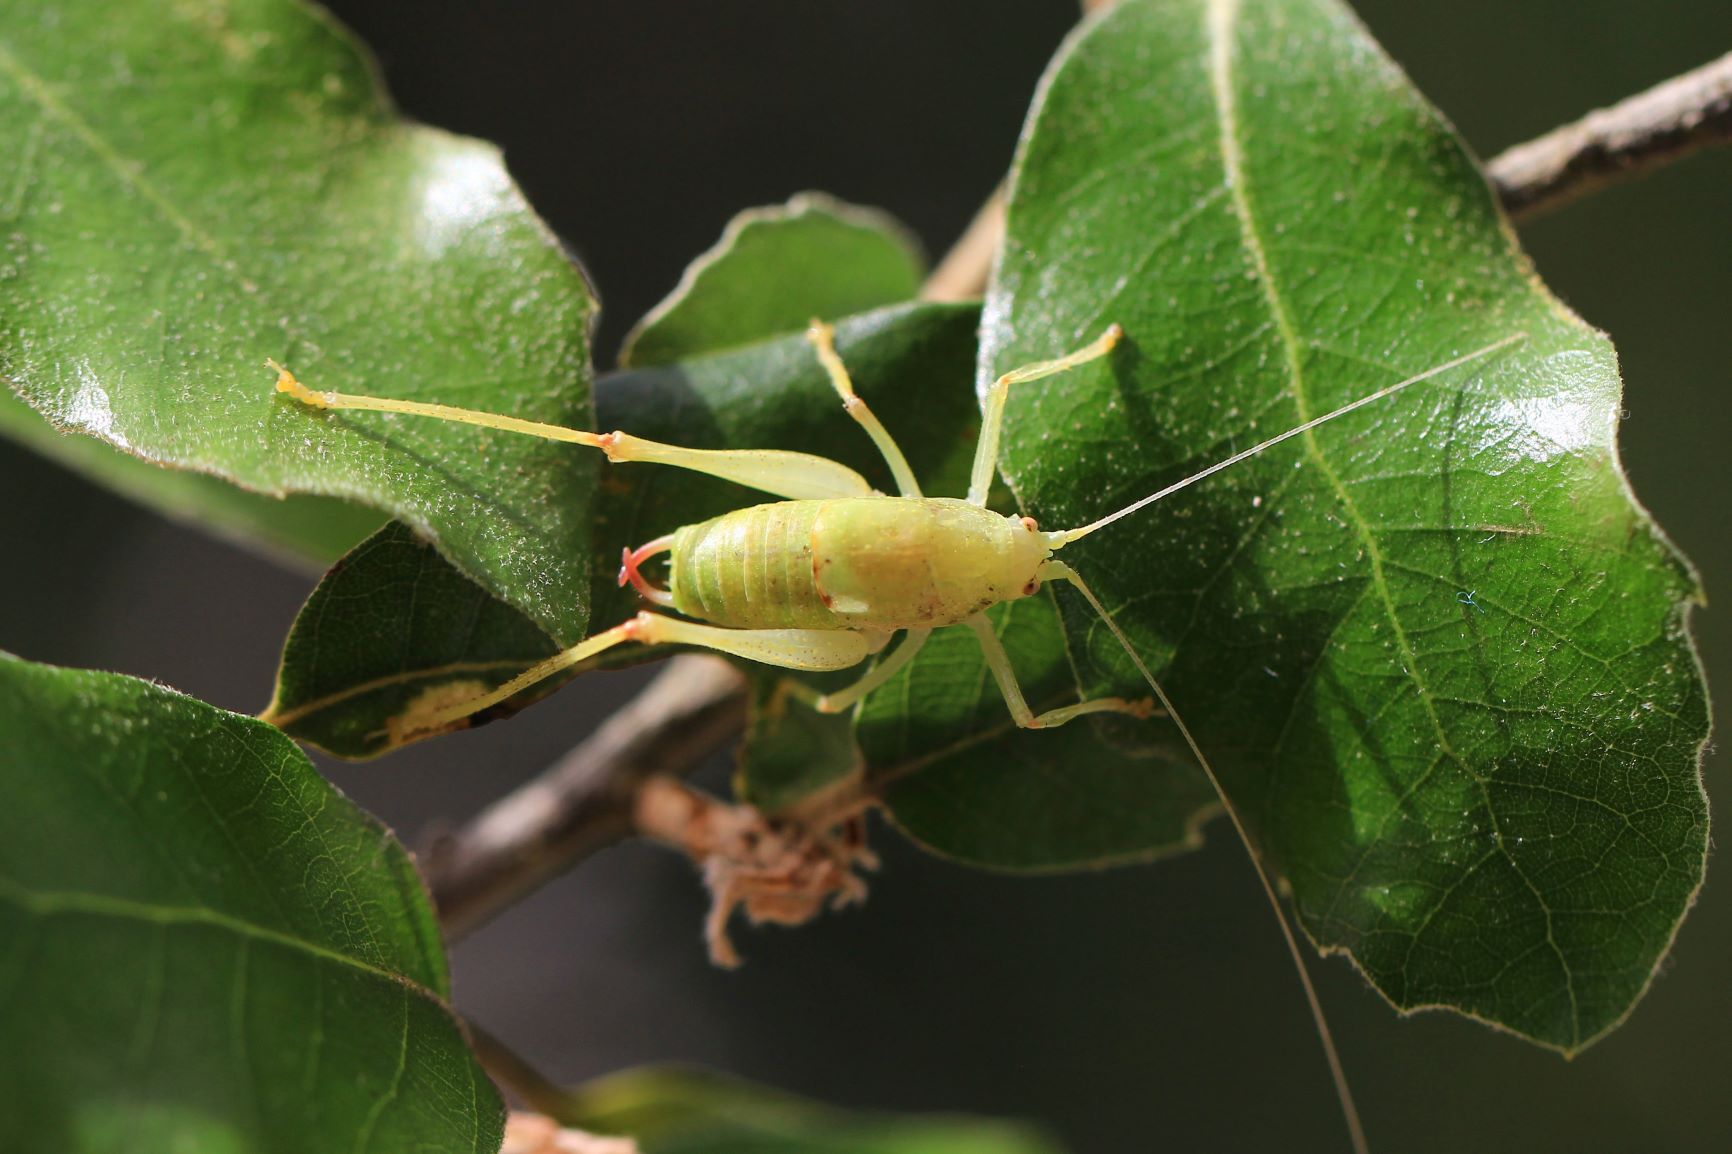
3,2,1727,1151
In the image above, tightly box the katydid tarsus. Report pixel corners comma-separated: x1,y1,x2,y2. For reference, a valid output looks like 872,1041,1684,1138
272,322,1525,1154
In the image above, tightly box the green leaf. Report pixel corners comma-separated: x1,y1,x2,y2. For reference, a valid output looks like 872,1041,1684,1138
0,0,597,643
0,653,502,1150
963,0,1707,1051
620,193,925,368
558,1067,1064,1154
0,391,383,567
263,520,559,758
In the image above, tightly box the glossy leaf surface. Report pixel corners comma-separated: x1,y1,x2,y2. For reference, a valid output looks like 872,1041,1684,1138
621,192,924,367
560,1067,1063,1154
966,0,1708,1050
0,0,597,642
0,653,501,1151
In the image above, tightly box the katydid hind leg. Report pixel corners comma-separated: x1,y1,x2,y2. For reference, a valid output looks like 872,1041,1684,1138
390,614,652,744
395,613,875,743
269,361,876,500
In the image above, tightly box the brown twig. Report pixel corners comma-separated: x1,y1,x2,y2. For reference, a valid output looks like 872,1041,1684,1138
424,50,1732,940
468,1020,574,1118
425,654,746,938
915,51,1732,303
470,1024,643,1152
918,184,1005,303
1487,51,1732,220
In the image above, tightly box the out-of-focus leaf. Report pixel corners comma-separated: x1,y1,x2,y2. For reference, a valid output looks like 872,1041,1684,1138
0,391,382,567
737,669,862,815
0,653,502,1151
0,0,597,642
619,193,924,367
951,0,1708,1051
262,520,558,757
559,1067,1064,1154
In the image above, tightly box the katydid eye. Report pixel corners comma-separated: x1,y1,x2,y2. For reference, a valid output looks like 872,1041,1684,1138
1023,580,1040,596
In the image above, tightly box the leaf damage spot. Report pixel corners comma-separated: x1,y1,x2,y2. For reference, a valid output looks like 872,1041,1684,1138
387,679,491,745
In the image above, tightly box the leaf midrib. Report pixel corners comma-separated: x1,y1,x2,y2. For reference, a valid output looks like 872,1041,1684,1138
1201,0,1581,1043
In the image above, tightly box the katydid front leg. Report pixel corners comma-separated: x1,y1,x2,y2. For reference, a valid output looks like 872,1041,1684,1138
963,613,1154,729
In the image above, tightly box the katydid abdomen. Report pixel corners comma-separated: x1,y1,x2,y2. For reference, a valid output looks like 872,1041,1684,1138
669,496,1052,631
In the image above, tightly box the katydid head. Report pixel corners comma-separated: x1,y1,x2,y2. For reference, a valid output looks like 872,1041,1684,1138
1007,513,1060,599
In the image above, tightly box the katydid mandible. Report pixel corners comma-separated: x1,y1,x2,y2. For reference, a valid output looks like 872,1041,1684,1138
272,321,1525,1154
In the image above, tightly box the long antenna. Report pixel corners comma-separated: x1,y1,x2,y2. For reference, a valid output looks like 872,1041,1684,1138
1045,560,1369,1154
1059,333,1526,544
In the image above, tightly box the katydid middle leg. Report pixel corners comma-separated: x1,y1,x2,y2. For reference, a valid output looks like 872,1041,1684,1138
806,319,922,497
807,627,933,714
